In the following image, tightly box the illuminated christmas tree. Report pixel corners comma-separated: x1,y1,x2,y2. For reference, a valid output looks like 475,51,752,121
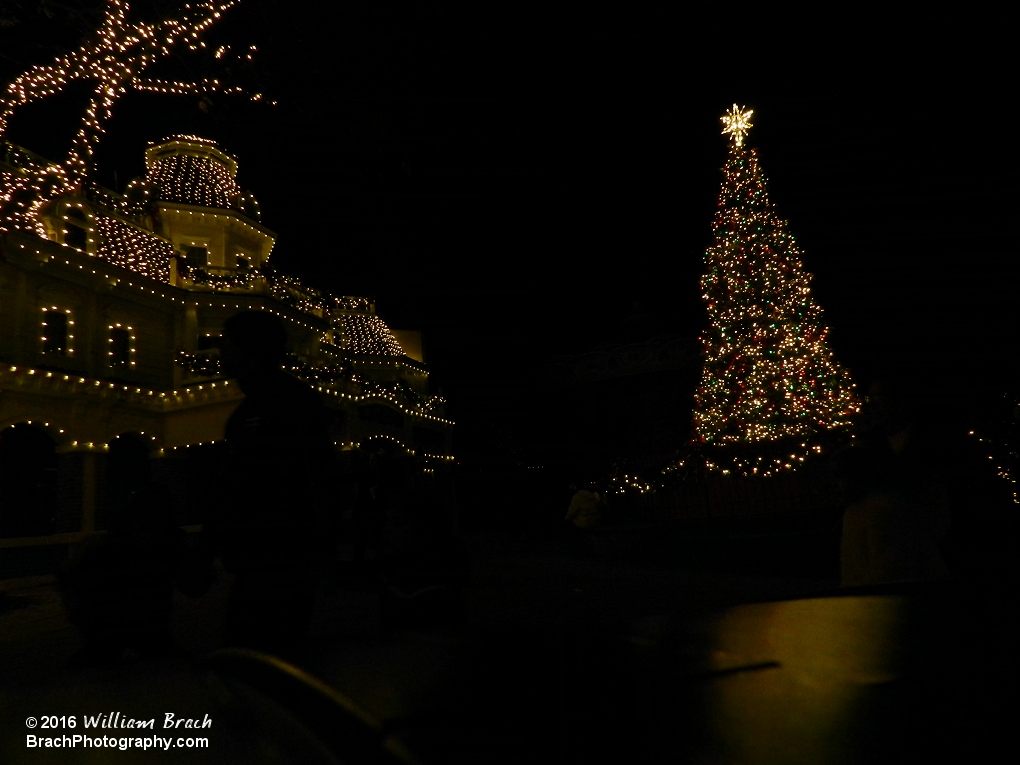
691,105,857,476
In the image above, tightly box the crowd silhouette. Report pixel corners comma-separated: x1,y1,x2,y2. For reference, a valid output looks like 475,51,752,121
59,310,466,664
56,346,1017,669
833,374,1015,590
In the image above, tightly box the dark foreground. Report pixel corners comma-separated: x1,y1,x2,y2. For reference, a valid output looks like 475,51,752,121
0,522,1011,764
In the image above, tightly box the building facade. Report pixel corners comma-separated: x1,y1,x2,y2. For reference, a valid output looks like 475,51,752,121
0,136,451,549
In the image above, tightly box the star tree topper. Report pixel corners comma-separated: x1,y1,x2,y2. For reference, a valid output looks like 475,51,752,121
721,104,754,147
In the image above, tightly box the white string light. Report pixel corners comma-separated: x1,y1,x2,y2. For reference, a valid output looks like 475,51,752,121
0,1,258,231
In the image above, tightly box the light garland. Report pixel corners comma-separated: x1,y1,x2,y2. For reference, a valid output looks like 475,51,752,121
609,473,654,496
1,363,236,407
172,351,451,424
165,437,455,466
109,431,164,457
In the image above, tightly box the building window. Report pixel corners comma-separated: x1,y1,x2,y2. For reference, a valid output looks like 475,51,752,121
63,206,89,250
183,245,208,267
63,223,88,250
184,335,222,377
108,324,135,367
41,307,73,355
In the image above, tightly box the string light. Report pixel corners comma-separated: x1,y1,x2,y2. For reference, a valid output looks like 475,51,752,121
968,417,1020,504
609,473,654,496
93,213,173,281
330,313,405,357
108,323,137,367
8,136,410,363
40,307,74,356
0,3,452,467
173,350,449,423
0,1,260,232
146,136,260,219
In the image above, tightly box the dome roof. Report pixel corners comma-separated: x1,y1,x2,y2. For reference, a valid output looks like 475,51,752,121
334,313,405,357
144,135,259,219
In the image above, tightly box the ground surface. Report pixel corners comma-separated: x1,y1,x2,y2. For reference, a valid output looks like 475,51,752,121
0,523,1002,763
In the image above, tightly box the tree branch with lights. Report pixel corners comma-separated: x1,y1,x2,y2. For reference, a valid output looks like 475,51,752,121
0,0,264,233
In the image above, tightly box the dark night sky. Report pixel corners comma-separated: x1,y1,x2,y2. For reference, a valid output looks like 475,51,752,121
2,3,1015,427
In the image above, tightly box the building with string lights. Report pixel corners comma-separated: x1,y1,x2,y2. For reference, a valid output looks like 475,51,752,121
0,135,452,548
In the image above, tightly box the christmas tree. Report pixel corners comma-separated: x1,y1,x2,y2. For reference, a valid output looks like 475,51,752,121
691,105,857,476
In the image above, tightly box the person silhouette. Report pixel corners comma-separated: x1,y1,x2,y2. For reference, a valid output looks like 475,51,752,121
202,310,334,656
60,481,189,664
837,378,952,587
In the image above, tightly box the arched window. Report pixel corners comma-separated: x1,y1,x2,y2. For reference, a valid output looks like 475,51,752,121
41,306,74,356
108,323,135,367
62,205,90,251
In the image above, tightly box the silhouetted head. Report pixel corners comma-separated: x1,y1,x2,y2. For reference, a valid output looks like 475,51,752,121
221,311,288,380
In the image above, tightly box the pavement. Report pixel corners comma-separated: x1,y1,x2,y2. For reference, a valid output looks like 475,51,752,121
0,522,1008,763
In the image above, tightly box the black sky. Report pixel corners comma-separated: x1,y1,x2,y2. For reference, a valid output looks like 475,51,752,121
2,3,1015,424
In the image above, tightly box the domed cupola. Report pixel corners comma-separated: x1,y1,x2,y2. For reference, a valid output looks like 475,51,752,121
144,135,260,221
143,135,274,279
